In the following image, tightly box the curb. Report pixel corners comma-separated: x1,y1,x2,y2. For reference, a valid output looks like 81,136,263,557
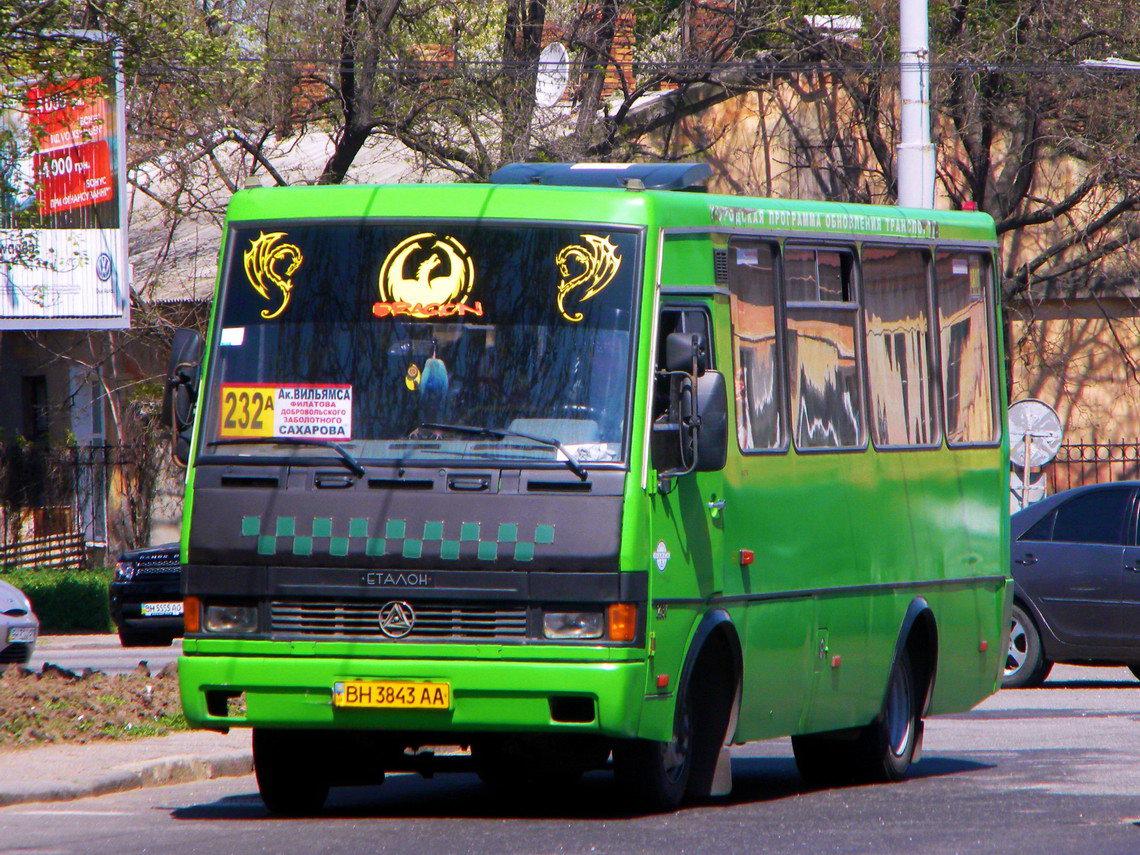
0,750,253,808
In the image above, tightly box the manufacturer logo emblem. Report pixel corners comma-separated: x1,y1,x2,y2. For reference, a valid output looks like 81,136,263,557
653,541,671,572
95,252,113,282
378,601,416,638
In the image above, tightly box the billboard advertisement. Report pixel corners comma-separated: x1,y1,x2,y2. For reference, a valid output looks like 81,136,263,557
0,32,129,329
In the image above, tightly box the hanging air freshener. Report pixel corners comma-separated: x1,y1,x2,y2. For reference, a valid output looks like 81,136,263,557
405,363,421,391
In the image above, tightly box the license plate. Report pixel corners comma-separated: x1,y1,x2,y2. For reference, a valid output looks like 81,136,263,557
332,680,451,710
140,602,184,617
7,626,36,643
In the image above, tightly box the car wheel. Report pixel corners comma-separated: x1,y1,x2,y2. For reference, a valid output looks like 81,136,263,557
1004,603,1053,688
253,728,330,815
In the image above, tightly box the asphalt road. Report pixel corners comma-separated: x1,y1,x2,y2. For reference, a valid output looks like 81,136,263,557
1,664,1138,855
28,634,182,675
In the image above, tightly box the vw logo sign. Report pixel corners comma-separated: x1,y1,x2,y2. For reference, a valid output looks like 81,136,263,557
95,252,114,282
378,600,415,638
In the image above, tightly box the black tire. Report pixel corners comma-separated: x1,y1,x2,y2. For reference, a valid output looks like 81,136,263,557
793,649,921,786
117,628,150,647
1128,664,1140,682
613,641,733,811
253,728,331,816
613,686,693,812
1003,603,1053,688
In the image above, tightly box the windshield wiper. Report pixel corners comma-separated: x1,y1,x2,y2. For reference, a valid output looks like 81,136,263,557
418,423,589,481
207,437,365,478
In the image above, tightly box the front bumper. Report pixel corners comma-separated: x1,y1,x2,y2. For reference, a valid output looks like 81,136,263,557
179,649,649,738
109,578,184,634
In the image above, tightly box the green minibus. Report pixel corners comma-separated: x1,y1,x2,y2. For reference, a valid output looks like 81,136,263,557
169,162,1011,813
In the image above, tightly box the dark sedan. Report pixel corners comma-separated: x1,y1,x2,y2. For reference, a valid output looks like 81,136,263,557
1005,481,1140,687
108,543,183,647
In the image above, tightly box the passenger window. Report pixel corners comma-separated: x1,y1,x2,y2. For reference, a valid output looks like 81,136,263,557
1050,490,1132,545
936,251,997,445
862,246,938,447
727,241,784,451
783,246,865,450
1019,511,1055,542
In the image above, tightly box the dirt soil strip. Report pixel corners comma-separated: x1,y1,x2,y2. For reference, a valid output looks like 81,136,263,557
0,661,186,749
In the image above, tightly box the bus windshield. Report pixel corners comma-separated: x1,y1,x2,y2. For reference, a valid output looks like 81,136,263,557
198,222,641,469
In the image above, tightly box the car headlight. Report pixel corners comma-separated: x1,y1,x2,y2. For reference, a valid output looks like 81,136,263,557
543,611,604,639
114,560,136,581
204,604,258,633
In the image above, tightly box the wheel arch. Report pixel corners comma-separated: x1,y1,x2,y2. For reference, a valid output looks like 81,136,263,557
677,609,744,741
1011,586,1063,661
891,597,938,717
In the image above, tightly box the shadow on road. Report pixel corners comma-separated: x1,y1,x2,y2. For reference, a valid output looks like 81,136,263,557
1016,680,1138,690
170,754,990,822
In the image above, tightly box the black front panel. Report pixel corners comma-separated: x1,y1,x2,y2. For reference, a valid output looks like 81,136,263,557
188,466,625,572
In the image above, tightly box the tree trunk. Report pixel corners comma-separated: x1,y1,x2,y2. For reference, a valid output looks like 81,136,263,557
500,0,548,166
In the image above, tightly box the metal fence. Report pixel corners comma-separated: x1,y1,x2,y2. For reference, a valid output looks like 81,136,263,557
0,443,116,548
1041,441,1140,493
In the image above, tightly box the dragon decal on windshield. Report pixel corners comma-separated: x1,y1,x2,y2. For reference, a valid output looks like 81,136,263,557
555,234,621,322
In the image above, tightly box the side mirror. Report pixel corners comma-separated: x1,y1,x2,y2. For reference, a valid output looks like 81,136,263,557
664,331,708,375
692,371,727,472
163,328,204,466
652,369,728,491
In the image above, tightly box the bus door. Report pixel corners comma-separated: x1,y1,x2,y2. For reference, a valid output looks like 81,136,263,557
718,238,818,739
647,303,727,672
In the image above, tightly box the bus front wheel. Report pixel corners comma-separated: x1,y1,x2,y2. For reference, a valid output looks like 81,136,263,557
613,685,694,811
253,728,331,815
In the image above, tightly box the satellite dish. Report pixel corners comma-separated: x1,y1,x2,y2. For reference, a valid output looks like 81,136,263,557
535,43,570,108
1008,399,1063,469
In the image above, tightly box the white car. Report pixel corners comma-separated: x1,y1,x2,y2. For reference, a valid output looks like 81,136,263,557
0,579,38,670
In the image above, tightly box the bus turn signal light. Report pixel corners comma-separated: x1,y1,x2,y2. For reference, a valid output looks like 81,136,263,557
184,596,201,634
607,603,636,642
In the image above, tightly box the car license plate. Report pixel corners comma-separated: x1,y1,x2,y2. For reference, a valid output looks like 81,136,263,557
7,626,36,643
140,602,184,617
332,680,451,710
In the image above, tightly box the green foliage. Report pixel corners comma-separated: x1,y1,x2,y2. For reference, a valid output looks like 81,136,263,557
1,568,115,633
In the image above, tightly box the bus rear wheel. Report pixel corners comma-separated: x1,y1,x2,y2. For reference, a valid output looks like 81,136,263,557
253,728,331,815
792,648,921,786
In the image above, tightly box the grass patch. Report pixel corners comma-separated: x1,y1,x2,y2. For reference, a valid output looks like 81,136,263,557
0,567,114,633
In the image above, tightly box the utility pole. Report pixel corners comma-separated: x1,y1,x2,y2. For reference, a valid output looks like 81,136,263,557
898,0,935,208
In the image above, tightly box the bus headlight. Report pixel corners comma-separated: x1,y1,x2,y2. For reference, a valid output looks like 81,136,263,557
204,604,258,633
543,611,604,639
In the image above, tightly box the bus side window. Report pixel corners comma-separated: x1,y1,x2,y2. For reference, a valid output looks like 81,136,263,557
935,251,998,445
862,246,939,448
727,240,785,451
783,246,865,450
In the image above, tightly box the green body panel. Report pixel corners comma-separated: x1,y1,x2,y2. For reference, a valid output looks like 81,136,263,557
180,181,1009,746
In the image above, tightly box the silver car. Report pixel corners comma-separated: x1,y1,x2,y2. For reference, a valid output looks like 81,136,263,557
0,579,38,670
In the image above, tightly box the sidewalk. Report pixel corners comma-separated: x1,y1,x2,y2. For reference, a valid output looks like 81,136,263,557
0,729,253,807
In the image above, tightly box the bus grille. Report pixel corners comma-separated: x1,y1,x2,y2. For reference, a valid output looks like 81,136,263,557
269,600,528,640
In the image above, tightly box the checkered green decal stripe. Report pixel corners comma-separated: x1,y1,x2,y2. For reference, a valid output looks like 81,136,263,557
240,516,555,561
